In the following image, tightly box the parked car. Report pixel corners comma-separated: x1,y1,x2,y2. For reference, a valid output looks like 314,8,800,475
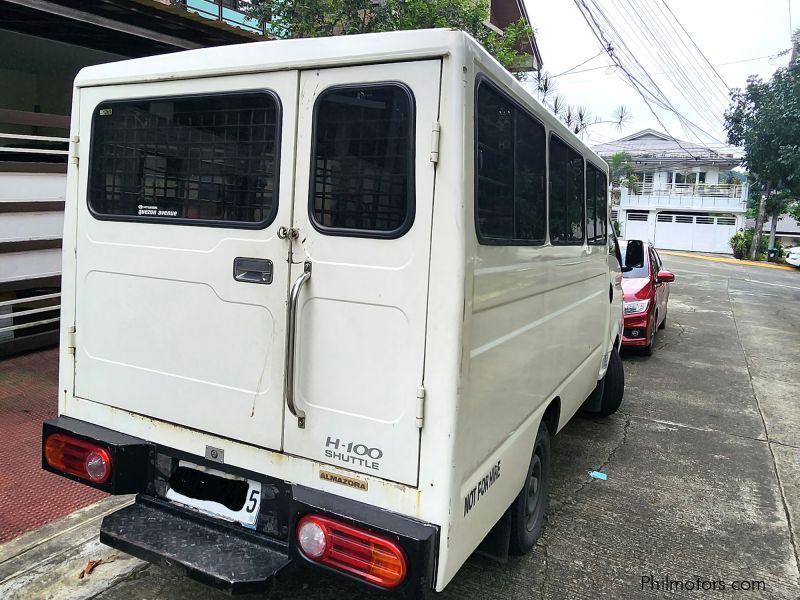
619,240,674,355
786,246,800,268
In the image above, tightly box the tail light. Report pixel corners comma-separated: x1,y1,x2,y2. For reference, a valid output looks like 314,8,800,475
44,433,112,484
296,515,407,589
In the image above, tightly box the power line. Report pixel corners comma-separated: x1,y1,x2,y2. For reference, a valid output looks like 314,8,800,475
554,50,791,80
618,0,726,132
661,0,730,92
551,49,606,78
572,0,702,157
572,0,730,147
549,62,617,79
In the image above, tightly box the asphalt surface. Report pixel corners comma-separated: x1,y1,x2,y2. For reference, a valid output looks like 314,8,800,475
3,255,800,599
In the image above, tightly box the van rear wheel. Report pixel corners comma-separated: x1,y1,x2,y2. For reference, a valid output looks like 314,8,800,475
509,422,551,555
597,347,624,417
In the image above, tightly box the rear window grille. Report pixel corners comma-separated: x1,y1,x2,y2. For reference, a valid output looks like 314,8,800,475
88,93,279,227
657,214,673,222
696,216,715,224
310,85,414,237
627,213,648,221
675,216,694,224
717,217,736,225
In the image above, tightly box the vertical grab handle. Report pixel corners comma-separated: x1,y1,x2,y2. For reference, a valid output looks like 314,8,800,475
285,261,312,428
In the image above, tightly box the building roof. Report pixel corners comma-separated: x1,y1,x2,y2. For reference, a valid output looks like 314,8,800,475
592,129,739,165
489,0,542,70
746,214,800,235
0,0,264,58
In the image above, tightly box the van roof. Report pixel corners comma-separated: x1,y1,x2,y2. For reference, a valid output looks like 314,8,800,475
74,28,462,88
73,28,607,169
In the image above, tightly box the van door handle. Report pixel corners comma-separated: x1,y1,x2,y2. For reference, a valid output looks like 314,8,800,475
233,257,273,284
285,261,312,428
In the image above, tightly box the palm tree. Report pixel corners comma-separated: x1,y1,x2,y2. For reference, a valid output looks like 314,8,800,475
608,151,634,187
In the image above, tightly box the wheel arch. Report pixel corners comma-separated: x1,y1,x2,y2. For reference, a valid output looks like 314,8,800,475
542,397,561,436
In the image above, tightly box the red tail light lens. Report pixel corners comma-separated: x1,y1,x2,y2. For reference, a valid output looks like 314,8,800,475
44,433,112,484
296,515,407,589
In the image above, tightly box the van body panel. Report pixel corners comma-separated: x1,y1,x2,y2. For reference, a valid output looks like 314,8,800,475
283,61,442,487
430,46,619,590
73,72,300,450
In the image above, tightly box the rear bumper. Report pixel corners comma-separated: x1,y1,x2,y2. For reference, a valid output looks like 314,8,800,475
43,416,438,597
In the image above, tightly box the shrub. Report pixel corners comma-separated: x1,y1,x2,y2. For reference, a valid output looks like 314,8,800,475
730,228,768,259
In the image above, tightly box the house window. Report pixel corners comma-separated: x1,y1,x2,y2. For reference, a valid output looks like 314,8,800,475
549,135,584,244
310,84,415,237
88,92,280,228
475,80,547,244
674,171,705,185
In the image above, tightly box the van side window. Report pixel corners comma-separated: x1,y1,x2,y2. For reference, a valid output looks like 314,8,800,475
310,84,414,237
586,164,608,245
88,93,279,228
475,81,546,244
549,136,585,244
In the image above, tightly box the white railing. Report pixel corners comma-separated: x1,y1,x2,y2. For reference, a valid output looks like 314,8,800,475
0,109,67,353
0,293,61,338
627,182,744,198
619,181,748,212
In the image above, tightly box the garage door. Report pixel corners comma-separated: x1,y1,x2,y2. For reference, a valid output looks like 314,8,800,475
654,213,737,253
625,211,650,241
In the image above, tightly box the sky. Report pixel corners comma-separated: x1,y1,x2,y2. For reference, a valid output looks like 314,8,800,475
522,0,798,151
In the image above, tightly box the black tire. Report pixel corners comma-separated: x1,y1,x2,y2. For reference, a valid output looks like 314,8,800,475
509,423,551,555
597,347,624,417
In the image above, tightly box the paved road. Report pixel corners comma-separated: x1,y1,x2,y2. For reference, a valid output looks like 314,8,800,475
5,255,800,599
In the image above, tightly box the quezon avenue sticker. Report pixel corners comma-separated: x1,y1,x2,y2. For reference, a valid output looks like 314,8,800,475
319,469,368,491
463,460,501,517
137,204,178,217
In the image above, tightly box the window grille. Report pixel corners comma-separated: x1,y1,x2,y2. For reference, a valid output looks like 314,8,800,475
89,92,279,228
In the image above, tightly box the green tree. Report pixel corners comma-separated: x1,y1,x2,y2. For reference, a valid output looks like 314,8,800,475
246,0,534,76
607,151,635,186
725,31,800,259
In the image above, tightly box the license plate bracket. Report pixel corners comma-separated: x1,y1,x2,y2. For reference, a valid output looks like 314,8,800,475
165,461,261,529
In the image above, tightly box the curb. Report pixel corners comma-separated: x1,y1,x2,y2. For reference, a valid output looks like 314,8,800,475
659,250,797,271
0,495,145,600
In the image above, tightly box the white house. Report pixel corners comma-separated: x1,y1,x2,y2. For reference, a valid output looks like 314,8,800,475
593,129,748,254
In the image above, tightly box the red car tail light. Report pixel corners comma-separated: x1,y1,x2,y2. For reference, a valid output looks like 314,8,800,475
44,433,112,484
296,515,407,589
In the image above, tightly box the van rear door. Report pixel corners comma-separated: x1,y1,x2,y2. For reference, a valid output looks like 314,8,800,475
282,61,441,486
73,72,299,450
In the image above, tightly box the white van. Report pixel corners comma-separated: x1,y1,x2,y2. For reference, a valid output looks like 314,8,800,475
42,29,625,596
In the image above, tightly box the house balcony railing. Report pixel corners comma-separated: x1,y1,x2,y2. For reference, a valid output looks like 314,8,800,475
620,182,748,212
176,0,266,35
0,108,66,355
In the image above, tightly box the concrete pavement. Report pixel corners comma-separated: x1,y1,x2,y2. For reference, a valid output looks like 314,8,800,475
1,254,798,599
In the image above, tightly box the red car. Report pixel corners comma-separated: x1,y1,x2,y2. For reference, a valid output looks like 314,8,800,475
619,240,674,355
